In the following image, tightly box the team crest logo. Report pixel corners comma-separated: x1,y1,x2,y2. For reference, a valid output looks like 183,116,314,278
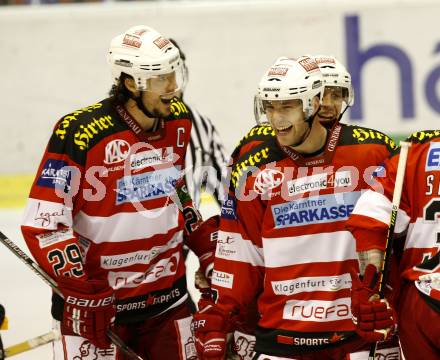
73,340,98,360
234,335,256,360
104,139,130,164
253,169,284,194
73,340,116,360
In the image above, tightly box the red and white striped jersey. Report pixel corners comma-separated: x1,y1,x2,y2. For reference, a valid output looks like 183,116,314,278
347,130,440,302
212,123,395,355
21,97,211,323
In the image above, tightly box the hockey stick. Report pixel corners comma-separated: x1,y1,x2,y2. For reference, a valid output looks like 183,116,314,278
0,232,144,360
368,141,411,359
1,330,59,358
0,304,4,360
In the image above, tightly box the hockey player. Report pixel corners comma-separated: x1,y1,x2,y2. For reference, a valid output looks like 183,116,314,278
228,54,354,176
314,56,353,129
346,131,440,359
21,25,215,360
214,56,399,360
192,55,399,359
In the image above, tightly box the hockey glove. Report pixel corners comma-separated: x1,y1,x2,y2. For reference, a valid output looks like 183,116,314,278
186,215,220,279
192,304,229,360
58,277,116,349
350,265,396,342
195,268,214,304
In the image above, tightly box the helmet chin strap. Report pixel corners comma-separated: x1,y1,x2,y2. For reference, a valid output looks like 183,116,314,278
336,103,349,123
134,93,158,120
289,106,321,147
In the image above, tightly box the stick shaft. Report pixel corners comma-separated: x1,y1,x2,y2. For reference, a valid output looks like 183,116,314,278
0,232,143,360
4,331,59,357
369,141,411,359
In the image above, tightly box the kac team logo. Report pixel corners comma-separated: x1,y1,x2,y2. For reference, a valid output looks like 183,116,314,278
253,169,284,194
73,340,115,360
104,139,130,164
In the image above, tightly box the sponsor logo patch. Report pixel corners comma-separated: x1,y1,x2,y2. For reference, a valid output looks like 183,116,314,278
234,332,256,360
104,139,130,165
153,36,170,49
298,57,319,72
115,166,180,205
116,300,147,313
54,103,103,140
221,194,237,220
130,147,174,170
215,232,238,259
272,274,352,296
73,340,115,359
272,192,361,228
108,252,180,289
283,298,351,322
372,165,386,177
426,142,440,171
123,34,142,48
212,270,234,289
37,159,72,190
36,229,73,248
254,168,284,194
231,146,270,188
74,116,115,150
268,67,289,76
287,171,352,196
100,233,182,269
314,56,336,65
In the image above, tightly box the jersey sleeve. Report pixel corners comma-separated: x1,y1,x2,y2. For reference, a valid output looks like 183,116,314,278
211,177,265,318
21,119,86,281
346,146,412,251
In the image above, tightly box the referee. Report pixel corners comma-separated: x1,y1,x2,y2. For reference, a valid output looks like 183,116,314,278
170,39,228,208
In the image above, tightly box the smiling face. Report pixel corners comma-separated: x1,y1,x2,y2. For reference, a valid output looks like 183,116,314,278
316,86,345,128
141,72,180,117
264,98,316,147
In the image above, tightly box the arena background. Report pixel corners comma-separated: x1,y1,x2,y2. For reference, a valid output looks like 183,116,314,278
0,0,439,357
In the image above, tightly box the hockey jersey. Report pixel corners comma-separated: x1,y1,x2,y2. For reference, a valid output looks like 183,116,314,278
21,97,213,324
347,130,440,303
212,123,396,356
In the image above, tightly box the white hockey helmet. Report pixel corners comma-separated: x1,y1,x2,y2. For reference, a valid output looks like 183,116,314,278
254,56,324,123
313,55,354,106
107,25,186,92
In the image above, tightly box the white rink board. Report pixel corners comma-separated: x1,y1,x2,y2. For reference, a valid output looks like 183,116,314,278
1,0,440,173
0,201,219,359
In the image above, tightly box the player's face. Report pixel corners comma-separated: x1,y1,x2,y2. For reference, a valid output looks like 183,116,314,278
142,72,180,117
264,99,309,146
316,86,344,128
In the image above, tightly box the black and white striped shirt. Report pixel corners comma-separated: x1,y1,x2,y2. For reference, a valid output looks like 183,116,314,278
185,104,228,208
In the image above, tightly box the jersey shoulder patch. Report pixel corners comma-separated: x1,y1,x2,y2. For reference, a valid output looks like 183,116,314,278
339,124,397,151
239,123,276,146
405,130,440,144
230,130,284,189
231,124,276,160
169,98,191,120
48,98,124,163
